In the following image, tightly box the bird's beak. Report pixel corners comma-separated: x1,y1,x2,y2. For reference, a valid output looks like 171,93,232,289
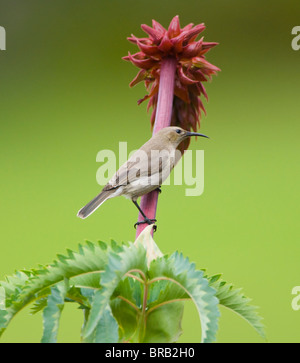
185,131,210,139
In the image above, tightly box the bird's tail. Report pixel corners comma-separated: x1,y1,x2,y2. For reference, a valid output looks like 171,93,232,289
77,190,114,219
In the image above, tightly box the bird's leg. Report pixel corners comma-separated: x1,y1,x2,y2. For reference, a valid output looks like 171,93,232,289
156,186,162,193
132,200,157,231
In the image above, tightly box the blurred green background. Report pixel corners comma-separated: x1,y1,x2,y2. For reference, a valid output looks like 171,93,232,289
1,0,299,343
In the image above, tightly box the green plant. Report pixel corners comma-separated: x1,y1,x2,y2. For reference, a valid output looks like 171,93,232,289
0,226,265,342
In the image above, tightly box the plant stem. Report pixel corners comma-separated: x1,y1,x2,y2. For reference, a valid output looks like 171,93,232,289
135,57,177,238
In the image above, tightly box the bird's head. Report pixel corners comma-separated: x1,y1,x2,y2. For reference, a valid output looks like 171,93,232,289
156,126,209,148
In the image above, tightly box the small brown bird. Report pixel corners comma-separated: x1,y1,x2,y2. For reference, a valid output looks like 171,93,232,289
77,127,208,227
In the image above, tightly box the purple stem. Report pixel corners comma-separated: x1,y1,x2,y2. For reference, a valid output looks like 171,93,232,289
135,57,177,237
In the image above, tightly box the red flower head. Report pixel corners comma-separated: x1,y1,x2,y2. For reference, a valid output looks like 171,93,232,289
123,15,220,151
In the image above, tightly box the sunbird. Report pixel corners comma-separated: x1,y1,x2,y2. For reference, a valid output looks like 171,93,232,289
77,127,208,227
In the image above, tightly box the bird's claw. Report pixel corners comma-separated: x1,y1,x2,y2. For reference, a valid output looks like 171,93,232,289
134,218,157,232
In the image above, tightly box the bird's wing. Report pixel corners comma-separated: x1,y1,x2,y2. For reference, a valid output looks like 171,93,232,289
103,145,176,191
103,149,150,190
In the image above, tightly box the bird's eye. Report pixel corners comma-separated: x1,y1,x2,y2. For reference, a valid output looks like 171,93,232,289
176,129,182,134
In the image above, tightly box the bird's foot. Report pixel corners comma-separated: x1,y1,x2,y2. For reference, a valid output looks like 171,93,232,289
156,186,162,194
134,218,157,232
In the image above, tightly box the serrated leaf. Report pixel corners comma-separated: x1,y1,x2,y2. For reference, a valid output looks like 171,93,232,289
0,232,265,344
41,280,68,343
65,286,91,309
148,252,220,343
0,287,5,310
0,271,32,336
110,240,123,253
0,310,8,332
0,241,110,336
1,271,31,307
209,277,266,339
82,243,147,340
0,287,7,334
94,305,119,343
31,297,48,315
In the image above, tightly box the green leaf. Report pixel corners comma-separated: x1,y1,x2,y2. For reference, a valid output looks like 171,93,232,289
148,252,220,343
82,242,148,341
110,294,140,342
0,286,5,310
41,280,68,343
143,301,184,343
31,297,48,315
0,230,265,343
111,277,185,343
110,277,143,342
94,305,119,343
0,271,31,335
65,286,91,309
112,275,143,309
208,276,266,339
147,279,188,309
0,241,109,336
0,270,31,309
0,287,8,334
